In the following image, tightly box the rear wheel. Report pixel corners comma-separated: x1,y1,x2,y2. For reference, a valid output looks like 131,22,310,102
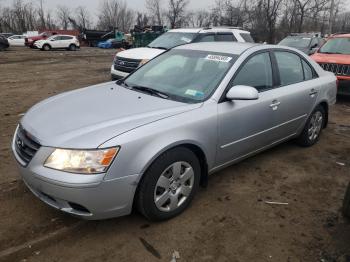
42,44,51,51
343,183,350,218
69,44,77,51
137,147,201,221
296,105,325,147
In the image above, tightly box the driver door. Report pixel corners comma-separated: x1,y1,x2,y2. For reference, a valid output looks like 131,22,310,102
216,51,279,166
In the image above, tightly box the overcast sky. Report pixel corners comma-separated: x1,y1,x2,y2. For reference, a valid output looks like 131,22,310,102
1,0,215,15
1,0,349,17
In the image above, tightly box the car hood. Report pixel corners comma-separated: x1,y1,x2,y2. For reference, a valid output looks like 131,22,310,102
117,47,166,60
20,82,201,149
311,52,350,65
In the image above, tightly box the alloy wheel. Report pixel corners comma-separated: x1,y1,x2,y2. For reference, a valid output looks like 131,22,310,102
308,111,323,141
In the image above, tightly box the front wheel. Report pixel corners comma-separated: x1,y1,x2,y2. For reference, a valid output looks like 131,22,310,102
42,44,51,51
296,105,325,147
137,147,201,221
343,183,350,218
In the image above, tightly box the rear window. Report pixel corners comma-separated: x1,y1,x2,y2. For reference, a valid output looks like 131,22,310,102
240,33,254,43
216,33,236,42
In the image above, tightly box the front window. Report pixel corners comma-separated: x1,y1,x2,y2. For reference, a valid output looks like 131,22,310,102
279,36,311,48
148,32,197,49
124,49,237,103
319,37,350,55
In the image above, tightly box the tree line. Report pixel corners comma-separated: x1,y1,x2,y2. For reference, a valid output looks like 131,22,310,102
0,0,349,43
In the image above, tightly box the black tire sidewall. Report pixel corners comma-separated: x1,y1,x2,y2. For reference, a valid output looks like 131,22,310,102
69,44,76,51
297,105,325,147
343,183,350,218
137,147,201,221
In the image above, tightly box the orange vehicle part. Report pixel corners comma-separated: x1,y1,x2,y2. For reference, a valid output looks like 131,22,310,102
311,34,350,95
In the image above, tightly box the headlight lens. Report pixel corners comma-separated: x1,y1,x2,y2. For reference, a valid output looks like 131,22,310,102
44,147,119,174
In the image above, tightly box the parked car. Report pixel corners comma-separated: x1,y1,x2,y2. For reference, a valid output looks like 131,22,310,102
278,33,325,55
311,33,350,95
34,35,80,51
12,42,336,221
343,183,350,218
25,31,58,48
7,35,26,46
98,38,124,49
111,27,255,80
0,35,9,51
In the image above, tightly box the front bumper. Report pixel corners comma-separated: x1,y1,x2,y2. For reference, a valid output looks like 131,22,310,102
111,65,129,80
12,132,139,220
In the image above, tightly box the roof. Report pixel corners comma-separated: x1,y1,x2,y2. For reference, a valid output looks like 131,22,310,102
174,42,258,55
168,27,251,34
331,33,350,38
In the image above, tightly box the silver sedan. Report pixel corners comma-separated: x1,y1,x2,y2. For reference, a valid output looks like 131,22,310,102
12,42,337,220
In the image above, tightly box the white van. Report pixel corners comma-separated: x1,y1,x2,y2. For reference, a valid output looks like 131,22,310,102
111,27,254,80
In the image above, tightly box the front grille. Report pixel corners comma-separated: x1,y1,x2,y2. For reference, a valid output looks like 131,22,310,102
319,63,350,76
114,57,141,73
14,126,41,166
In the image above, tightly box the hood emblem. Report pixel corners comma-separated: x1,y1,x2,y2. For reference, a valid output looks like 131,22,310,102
16,138,24,148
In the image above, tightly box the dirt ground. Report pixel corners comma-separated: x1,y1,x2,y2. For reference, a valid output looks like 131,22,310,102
0,47,349,262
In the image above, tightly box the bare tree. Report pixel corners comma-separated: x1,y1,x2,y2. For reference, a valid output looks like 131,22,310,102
75,6,92,29
146,0,163,25
56,5,71,30
167,0,188,28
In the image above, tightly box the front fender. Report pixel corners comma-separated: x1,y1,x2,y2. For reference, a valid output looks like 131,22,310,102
101,102,218,182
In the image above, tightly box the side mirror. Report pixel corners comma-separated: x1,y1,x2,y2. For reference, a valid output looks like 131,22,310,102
310,43,318,49
226,85,259,101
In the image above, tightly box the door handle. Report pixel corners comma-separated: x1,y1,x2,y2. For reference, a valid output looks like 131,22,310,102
269,100,281,110
309,88,318,97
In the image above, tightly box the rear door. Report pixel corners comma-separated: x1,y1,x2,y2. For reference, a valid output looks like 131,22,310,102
216,51,278,166
267,50,319,141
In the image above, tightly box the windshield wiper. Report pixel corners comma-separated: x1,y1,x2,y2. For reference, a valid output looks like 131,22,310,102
148,46,168,50
130,85,170,99
319,51,343,54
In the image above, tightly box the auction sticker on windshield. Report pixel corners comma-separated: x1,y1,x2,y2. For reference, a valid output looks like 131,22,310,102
205,54,233,63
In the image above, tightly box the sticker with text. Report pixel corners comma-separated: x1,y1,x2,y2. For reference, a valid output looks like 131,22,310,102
185,89,204,97
205,54,232,63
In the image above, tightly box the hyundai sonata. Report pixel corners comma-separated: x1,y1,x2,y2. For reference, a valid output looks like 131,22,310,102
12,42,337,220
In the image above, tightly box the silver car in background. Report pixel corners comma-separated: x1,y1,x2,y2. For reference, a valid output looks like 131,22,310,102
12,42,337,221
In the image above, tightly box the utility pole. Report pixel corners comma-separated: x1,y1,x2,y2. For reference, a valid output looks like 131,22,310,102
328,0,335,35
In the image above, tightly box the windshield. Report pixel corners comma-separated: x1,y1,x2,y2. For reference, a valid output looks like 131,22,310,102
124,49,237,103
319,37,350,55
148,32,197,49
279,36,311,48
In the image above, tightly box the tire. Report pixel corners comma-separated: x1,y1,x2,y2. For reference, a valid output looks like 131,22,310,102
69,44,77,51
137,147,201,221
42,44,51,51
296,105,325,147
343,183,350,218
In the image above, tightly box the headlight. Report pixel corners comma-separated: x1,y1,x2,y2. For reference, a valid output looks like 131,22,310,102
139,59,149,66
44,147,119,174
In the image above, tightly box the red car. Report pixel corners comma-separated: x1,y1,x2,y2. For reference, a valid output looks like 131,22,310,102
25,32,58,48
311,34,350,95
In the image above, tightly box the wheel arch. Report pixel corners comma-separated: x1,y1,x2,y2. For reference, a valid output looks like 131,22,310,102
138,142,209,188
318,100,329,128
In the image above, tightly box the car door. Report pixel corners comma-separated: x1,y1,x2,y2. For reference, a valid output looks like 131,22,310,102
49,36,60,48
62,36,73,48
216,51,279,166
267,50,319,141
